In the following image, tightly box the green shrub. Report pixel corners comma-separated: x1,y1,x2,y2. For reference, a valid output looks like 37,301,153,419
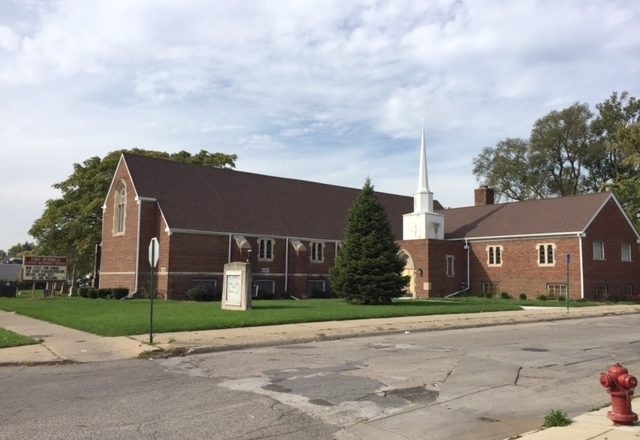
97,288,112,299
87,288,99,299
557,294,566,302
500,292,511,299
187,287,215,302
543,409,572,427
112,288,129,300
519,293,527,300
537,294,547,301
78,287,90,298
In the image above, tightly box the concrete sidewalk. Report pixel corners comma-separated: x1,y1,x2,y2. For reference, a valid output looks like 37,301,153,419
0,310,154,364
513,407,640,440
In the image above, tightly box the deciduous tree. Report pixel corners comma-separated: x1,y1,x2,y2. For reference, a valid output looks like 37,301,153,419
29,149,236,277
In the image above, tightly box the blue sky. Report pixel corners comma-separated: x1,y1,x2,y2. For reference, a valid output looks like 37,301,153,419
1,0,639,251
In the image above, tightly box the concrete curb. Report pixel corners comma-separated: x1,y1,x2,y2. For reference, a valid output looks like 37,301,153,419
139,305,640,358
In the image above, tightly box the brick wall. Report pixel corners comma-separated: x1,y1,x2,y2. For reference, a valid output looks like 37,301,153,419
99,162,140,293
581,198,640,300
397,239,467,298
467,237,582,298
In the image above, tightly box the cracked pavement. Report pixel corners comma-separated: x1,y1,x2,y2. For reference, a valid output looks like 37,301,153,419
2,314,639,439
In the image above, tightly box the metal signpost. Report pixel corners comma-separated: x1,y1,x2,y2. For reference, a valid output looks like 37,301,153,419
148,237,159,344
566,254,570,313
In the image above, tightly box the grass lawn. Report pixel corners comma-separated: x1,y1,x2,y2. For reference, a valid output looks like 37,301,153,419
0,327,38,349
0,294,602,337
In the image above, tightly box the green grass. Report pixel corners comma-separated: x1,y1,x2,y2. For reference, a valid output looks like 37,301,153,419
0,327,38,349
0,294,605,337
543,409,572,427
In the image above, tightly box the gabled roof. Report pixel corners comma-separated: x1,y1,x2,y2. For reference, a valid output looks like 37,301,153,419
440,192,614,240
118,154,627,243
122,153,413,240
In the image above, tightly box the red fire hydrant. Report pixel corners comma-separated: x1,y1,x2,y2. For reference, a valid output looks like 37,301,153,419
599,363,638,425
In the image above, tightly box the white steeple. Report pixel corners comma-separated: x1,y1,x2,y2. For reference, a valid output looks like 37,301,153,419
413,122,434,213
403,123,444,240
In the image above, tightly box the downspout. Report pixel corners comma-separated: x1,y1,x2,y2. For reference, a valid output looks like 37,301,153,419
134,199,142,294
284,237,289,293
228,234,232,263
446,239,470,298
578,232,585,299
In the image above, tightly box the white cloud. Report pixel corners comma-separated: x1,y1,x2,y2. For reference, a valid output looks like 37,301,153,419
0,0,639,250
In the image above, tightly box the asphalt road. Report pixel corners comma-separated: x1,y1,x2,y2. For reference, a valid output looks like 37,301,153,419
1,314,639,440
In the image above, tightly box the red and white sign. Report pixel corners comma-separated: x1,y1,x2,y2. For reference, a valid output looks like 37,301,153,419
22,256,68,281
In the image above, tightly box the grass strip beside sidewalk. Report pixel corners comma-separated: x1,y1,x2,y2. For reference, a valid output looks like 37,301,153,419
0,327,38,349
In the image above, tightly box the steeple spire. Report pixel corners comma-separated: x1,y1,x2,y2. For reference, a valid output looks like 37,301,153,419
413,123,434,213
417,122,429,193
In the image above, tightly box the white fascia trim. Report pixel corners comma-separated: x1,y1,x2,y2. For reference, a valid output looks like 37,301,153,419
102,154,126,211
166,227,338,243
447,231,582,242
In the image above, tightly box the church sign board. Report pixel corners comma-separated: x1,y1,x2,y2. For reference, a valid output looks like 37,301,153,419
22,256,68,281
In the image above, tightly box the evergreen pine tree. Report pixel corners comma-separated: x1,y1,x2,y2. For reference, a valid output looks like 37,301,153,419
330,178,409,304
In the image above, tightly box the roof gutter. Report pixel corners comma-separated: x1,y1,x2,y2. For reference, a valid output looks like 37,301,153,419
447,231,582,242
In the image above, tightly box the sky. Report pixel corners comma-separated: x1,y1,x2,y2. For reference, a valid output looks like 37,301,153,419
1,0,639,252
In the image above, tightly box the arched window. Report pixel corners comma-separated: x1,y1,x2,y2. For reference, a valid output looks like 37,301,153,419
114,183,126,234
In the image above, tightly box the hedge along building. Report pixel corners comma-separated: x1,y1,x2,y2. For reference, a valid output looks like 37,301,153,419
99,134,640,301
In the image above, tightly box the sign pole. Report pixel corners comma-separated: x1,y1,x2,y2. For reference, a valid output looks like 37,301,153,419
149,262,154,344
566,254,570,313
148,238,159,345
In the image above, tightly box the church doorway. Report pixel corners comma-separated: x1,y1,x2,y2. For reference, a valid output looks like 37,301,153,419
399,249,416,298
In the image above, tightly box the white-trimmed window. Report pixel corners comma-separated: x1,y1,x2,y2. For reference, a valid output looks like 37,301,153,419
310,241,324,263
114,183,126,234
487,245,503,266
621,243,632,262
446,255,455,277
537,243,555,266
258,238,274,261
593,241,605,261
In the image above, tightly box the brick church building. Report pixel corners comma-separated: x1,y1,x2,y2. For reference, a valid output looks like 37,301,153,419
99,132,639,301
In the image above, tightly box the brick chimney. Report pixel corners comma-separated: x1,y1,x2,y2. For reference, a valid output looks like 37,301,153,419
475,186,495,206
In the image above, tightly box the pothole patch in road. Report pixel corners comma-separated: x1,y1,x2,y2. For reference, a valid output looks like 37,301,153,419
521,347,549,352
384,386,439,404
478,416,500,423
263,383,292,393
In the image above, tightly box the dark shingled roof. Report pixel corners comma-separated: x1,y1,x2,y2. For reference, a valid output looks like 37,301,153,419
439,192,613,239
123,153,413,240
121,154,619,242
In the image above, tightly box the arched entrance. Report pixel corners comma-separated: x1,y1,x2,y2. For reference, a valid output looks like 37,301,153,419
398,249,416,298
